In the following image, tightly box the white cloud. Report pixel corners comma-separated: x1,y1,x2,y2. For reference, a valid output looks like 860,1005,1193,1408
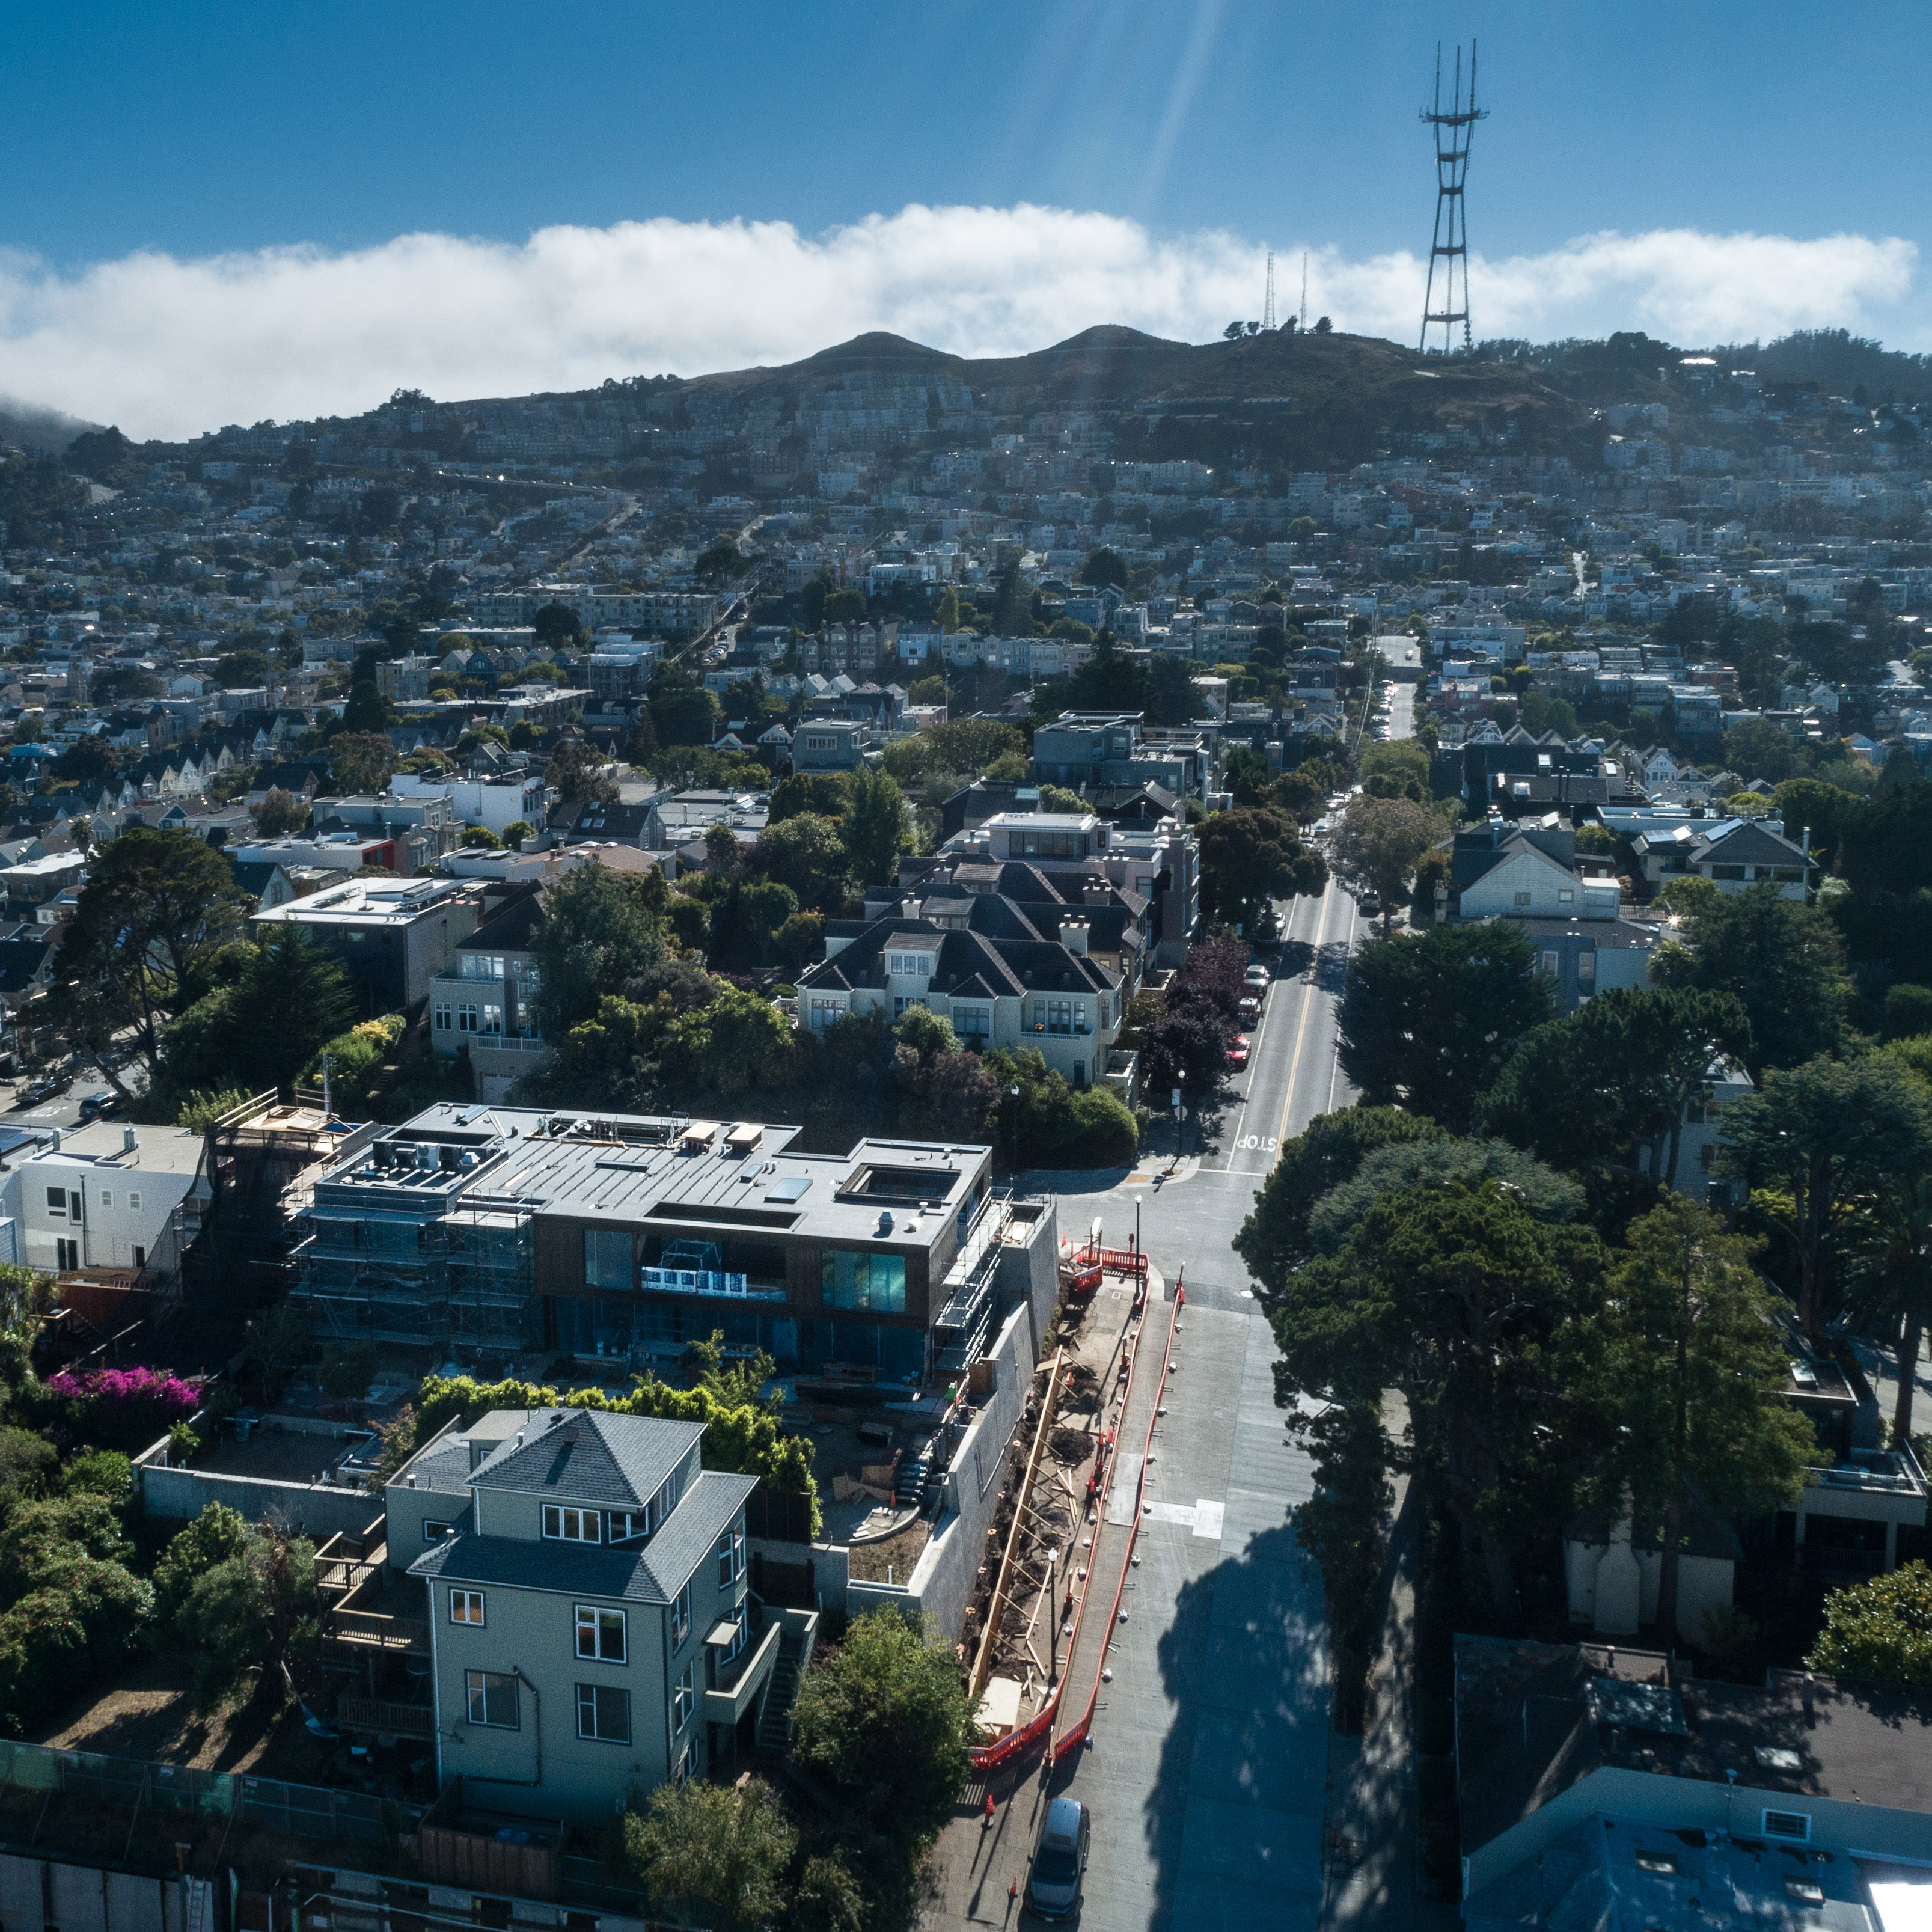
0,207,1917,439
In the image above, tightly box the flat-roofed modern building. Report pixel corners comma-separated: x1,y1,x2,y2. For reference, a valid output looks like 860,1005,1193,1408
294,1104,1040,1386
251,875,485,1020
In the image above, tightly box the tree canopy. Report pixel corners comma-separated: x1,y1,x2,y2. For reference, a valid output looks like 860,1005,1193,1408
1581,1196,1812,1639
1482,987,1753,1181
1337,922,1553,1133
528,864,665,1041
1651,881,1851,1082
1197,806,1327,932
1720,1053,1932,1339
1327,794,1447,926
50,828,252,1096
1807,1561,1932,1686
790,1609,973,1850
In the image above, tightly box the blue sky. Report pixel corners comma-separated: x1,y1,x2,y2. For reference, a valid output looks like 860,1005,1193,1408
1,0,1928,433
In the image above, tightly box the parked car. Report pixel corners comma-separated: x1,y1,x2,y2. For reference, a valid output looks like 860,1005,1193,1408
1238,993,1261,1022
1226,1033,1251,1067
1358,893,1381,917
78,1090,122,1121
1027,1796,1091,1921
17,1076,67,1108
1243,963,1270,989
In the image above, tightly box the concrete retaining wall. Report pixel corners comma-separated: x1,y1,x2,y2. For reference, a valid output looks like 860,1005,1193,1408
139,1461,385,1539
999,1197,1060,1361
0,1854,208,1932
135,1413,387,1539
849,1300,1039,1640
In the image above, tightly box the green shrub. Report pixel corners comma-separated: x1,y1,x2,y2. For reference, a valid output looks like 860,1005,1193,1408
411,1374,819,1533
64,1449,132,1505
0,1561,155,1733
176,1088,252,1132
0,1428,56,1499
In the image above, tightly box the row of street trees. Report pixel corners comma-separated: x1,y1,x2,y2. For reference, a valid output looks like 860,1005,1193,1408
1249,873,1932,1680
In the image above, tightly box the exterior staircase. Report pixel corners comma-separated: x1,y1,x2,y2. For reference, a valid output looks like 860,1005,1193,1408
755,1626,807,1755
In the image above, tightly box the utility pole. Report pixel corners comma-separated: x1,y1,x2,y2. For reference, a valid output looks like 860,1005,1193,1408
1419,41,1487,355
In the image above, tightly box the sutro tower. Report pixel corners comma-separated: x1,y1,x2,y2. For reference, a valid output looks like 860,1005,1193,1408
1419,41,1486,355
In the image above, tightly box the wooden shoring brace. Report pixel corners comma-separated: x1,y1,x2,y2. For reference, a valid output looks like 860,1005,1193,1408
969,1346,1066,1702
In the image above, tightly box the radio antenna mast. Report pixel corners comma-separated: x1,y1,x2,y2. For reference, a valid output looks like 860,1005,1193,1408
1300,251,1308,330
1419,40,1487,354
1262,252,1277,332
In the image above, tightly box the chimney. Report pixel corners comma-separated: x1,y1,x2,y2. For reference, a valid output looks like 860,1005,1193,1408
122,1125,138,1155
1060,916,1089,956
1083,881,1110,907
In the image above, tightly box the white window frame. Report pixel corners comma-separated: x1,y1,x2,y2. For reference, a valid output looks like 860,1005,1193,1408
574,1603,626,1663
465,1668,518,1729
449,1588,485,1626
44,1187,64,1220
575,1681,631,1745
717,1521,745,1586
671,1583,691,1650
609,1476,675,1545
99,1190,112,1209
672,1662,694,1730
423,1520,451,1544
128,1191,141,1212
542,1503,602,1544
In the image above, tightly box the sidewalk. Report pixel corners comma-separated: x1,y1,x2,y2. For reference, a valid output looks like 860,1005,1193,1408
1319,1419,1456,1930
1016,1155,1202,1194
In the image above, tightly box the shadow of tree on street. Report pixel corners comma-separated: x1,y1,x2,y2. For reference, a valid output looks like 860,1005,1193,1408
1121,1518,1331,1931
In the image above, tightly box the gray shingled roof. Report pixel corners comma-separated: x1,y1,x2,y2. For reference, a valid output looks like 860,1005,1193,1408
409,1469,756,1603
405,1431,478,1498
468,1408,701,1509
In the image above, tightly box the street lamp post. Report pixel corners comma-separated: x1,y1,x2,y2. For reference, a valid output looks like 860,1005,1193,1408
1009,1083,1021,1178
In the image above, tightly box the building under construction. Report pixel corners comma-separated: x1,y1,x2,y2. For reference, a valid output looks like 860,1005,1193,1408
290,1101,1056,1381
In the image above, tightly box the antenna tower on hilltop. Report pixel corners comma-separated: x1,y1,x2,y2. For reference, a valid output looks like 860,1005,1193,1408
1300,251,1308,329
1419,41,1486,354
1262,252,1276,332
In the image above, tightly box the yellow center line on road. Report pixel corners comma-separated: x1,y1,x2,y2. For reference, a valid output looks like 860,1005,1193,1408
1273,884,1358,1155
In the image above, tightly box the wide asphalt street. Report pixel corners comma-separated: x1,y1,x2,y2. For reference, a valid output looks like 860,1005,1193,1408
924,878,1362,1931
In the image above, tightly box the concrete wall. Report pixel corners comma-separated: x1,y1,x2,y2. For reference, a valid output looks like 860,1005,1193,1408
0,1854,209,1932
139,1461,385,1540
1562,1535,1733,1643
136,1416,388,1541
999,1197,1060,1361
849,1300,1038,1640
